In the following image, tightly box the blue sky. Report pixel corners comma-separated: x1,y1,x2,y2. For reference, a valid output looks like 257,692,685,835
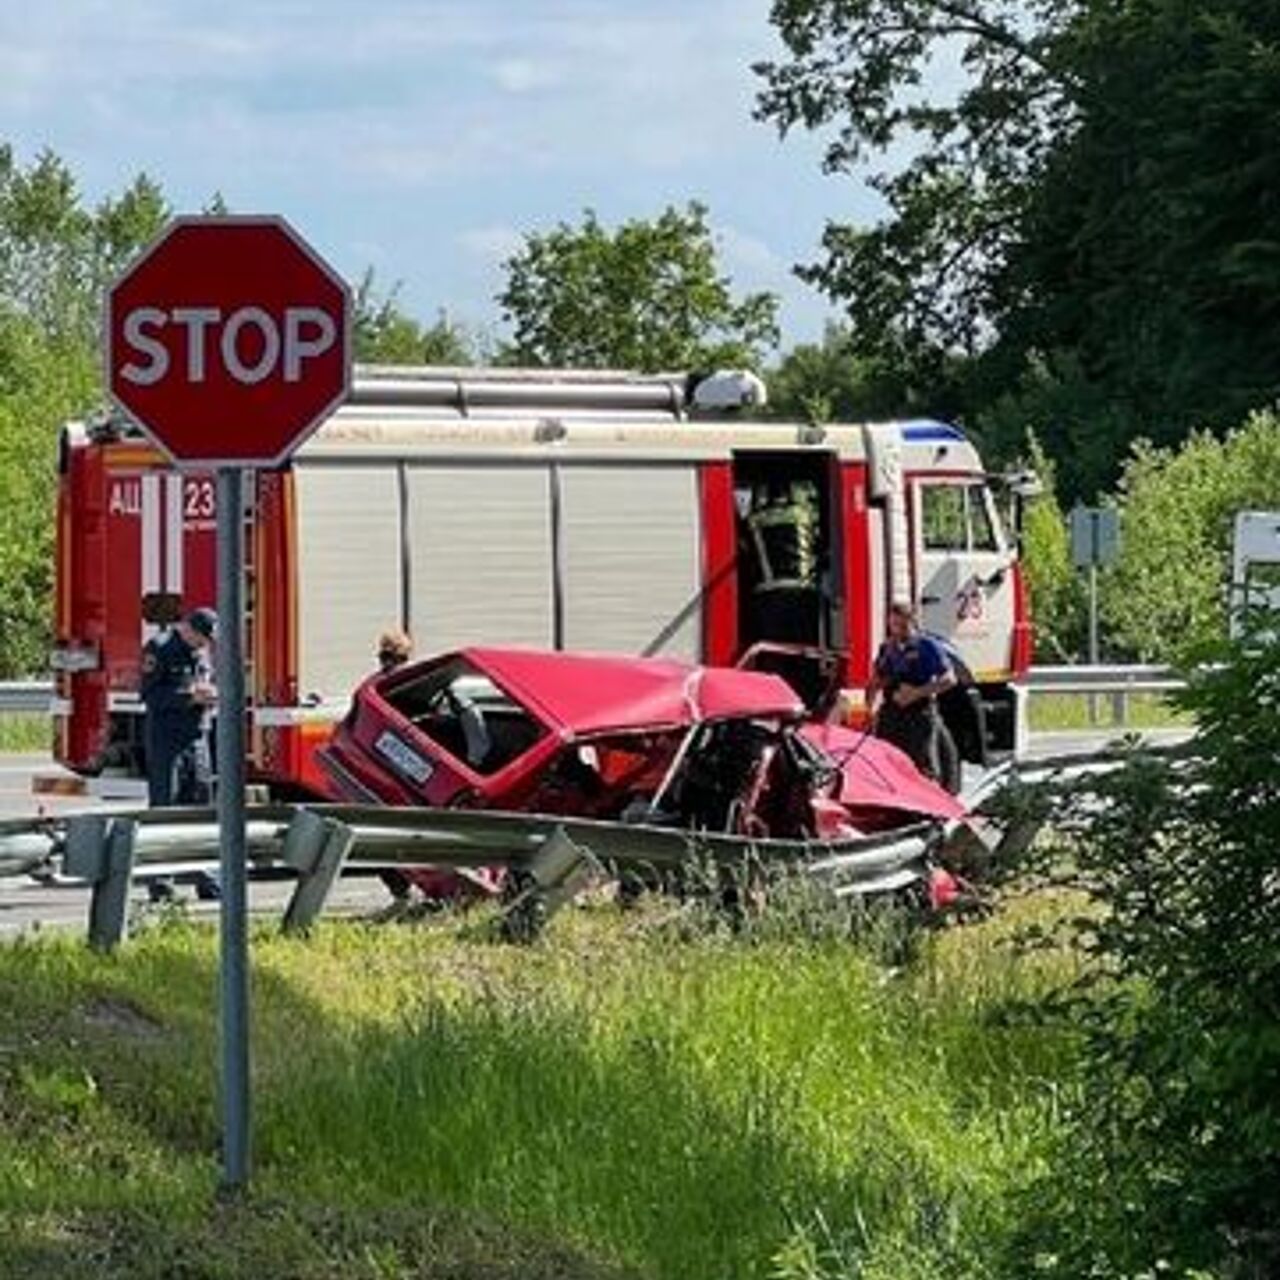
0,0,884,348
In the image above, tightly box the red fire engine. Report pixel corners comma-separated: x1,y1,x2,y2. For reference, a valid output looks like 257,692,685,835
49,366,1033,797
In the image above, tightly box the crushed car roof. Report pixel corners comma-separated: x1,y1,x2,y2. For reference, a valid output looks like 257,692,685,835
459,647,805,737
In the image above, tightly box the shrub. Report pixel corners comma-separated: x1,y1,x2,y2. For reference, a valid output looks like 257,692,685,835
1004,626,1280,1278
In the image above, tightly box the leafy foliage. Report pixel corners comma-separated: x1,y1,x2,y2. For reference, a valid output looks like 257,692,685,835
0,148,165,676
755,0,1075,360
498,202,780,371
970,349,1140,502
1100,412,1280,662
766,321,965,423
1004,634,1280,1278
1005,1,1280,481
1016,434,1084,662
757,1,1280,495
353,269,475,365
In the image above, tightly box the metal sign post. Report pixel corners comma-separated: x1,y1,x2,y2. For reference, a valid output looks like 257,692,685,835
215,466,250,1190
105,216,351,1193
1070,506,1122,723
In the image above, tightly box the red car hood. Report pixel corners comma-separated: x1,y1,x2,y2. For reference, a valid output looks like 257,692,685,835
800,723,967,823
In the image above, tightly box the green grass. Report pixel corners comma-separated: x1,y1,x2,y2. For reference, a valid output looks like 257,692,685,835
0,712,50,754
1028,690,1192,732
0,900,1080,1279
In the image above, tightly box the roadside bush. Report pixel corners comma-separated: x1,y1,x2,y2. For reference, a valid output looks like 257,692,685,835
1100,411,1280,662
1003,626,1280,1278
1018,434,1086,662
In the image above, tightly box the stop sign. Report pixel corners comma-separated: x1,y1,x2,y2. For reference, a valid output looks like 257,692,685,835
107,216,351,467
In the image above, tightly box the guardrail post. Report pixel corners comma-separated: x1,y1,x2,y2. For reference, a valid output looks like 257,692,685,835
64,814,138,951
501,825,596,943
1110,687,1127,725
280,809,355,934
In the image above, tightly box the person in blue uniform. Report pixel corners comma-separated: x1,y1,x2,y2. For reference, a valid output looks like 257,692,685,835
140,607,217,807
868,601,957,780
140,608,219,903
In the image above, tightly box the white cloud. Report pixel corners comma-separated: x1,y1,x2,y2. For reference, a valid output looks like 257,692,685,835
489,57,562,94
0,0,854,343
716,225,790,281
0,0,779,188
458,225,525,264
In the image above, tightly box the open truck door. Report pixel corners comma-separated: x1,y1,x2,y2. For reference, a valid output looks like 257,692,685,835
911,476,1022,763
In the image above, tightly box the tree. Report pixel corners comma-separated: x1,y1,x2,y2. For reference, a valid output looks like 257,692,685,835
766,322,964,423
353,270,473,366
0,147,166,343
755,0,1075,362
497,203,780,371
755,1,1280,495
1016,434,1084,663
0,147,167,675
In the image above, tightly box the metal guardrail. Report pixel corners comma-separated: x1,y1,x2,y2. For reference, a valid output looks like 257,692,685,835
0,681,55,713
1024,664,1186,695
1023,663,1187,727
0,734,1193,948
0,802,945,948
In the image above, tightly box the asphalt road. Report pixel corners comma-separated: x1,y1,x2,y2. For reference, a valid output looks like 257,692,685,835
1022,725,1192,760
0,727,1194,939
0,753,390,937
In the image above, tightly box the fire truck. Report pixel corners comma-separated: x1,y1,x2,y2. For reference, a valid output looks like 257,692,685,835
49,366,1034,797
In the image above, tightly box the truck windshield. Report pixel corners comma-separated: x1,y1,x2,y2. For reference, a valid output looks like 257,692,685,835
921,482,1003,552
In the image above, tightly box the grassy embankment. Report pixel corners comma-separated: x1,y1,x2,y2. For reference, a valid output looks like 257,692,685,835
1028,690,1188,733
0,896,1079,1280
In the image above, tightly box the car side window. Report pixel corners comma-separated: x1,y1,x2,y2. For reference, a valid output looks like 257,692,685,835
384,660,543,775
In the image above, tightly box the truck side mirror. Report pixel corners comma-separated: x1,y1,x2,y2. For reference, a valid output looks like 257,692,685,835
999,469,1043,548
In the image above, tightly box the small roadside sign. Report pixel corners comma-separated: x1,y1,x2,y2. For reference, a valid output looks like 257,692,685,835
1070,506,1121,569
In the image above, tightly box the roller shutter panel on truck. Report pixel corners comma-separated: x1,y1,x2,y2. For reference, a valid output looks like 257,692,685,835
293,463,402,702
558,465,702,660
405,465,555,652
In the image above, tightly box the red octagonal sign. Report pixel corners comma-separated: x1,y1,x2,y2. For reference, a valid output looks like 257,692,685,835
107,215,352,468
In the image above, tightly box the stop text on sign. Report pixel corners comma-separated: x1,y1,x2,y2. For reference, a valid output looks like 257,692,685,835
119,306,337,386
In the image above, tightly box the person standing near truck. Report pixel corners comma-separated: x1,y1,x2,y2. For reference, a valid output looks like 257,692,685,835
139,607,219,903
373,628,417,908
868,601,957,782
140,607,218,806
376,629,413,674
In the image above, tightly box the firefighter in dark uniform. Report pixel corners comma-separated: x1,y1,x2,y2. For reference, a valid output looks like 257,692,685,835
868,601,957,782
140,607,217,807
741,478,823,644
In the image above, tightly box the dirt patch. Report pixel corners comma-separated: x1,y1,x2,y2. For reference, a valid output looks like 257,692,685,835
78,996,167,1043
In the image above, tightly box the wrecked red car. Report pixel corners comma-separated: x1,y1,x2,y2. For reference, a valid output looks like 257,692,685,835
318,648,964,856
